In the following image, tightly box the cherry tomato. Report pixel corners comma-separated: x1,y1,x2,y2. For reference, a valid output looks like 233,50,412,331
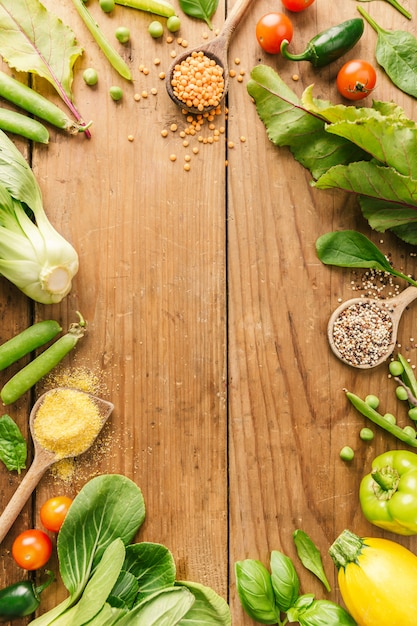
336,59,377,101
256,13,294,54
40,496,73,532
12,529,53,570
281,0,315,11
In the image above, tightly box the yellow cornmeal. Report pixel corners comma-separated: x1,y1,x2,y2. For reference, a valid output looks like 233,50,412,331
33,388,102,459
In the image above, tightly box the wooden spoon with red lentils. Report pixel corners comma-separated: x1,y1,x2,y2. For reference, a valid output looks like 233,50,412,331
166,0,252,114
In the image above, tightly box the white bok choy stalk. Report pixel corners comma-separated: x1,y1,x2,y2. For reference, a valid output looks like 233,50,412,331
0,130,78,304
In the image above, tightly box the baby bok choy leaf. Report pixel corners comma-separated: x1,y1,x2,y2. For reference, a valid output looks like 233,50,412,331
0,129,78,303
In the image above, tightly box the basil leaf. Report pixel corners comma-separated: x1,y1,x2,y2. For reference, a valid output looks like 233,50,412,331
286,593,315,622
0,413,26,473
270,550,300,612
293,530,331,592
298,599,357,626
235,559,280,624
179,0,218,29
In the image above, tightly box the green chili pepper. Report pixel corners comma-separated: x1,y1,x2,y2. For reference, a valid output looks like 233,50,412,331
345,390,417,447
359,450,417,535
280,18,364,67
0,570,54,620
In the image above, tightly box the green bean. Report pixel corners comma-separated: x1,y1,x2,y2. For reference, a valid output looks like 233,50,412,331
0,320,62,371
1,313,87,406
0,71,88,134
115,0,175,18
0,108,49,144
346,390,417,447
72,0,132,81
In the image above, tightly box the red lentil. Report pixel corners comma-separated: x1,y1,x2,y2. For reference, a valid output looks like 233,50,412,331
171,50,225,112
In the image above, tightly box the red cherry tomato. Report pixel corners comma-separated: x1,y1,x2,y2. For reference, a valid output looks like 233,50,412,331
337,59,377,101
12,529,53,570
256,12,294,54
281,0,315,11
40,496,73,532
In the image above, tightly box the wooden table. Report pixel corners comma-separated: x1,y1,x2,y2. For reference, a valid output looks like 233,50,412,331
0,0,416,623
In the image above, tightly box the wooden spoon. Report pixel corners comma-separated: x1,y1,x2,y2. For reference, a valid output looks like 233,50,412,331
327,286,417,369
0,388,114,543
165,0,252,114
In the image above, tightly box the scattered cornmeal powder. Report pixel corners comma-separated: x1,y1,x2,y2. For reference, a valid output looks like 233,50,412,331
33,388,103,459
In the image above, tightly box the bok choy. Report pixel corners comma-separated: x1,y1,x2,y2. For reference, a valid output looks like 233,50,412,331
0,130,78,303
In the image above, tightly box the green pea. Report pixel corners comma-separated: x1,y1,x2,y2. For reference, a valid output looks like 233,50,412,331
167,15,181,33
83,68,98,86
99,0,115,12
384,413,397,425
389,360,404,377
359,427,374,441
340,446,354,461
409,407,417,421
109,86,123,101
365,394,380,409
115,26,130,43
396,385,409,401
148,20,164,38
403,425,417,438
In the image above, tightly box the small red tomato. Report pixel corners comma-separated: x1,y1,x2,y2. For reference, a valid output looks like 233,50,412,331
337,59,377,101
12,529,53,570
40,496,73,532
256,12,294,54
281,0,315,11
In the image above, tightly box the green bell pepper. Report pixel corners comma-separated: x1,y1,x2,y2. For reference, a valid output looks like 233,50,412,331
360,450,417,535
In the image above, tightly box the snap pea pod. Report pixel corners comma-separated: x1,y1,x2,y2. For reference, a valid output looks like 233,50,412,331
0,71,89,135
72,0,132,80
346,390,417,447
1,313,87,406
0,320,62,371
0,107,49,144
280,18,364,67
115,0,176,17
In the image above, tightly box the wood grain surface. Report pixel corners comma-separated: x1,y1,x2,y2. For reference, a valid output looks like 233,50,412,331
0,0,416,623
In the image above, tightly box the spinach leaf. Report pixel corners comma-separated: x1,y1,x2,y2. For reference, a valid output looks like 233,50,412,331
179,0,218,29
293,530,331,592
356,0,411,20
176,580,232,624
358,7,417,98
0,414,26,473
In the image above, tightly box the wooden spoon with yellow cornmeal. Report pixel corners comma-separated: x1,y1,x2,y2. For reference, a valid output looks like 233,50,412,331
0,388,114,543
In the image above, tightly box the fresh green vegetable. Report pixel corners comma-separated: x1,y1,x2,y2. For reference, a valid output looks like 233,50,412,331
360,450,417,535
29,474,231,625
247,65,417,244
0,414,26,472
0,320,61,371
99,0,115,11
358,7,417,98
0,571,53,620
0,70,88,134
389,360,404,377
270,551,300,612
396,386,409,401
109,85,123,101
329,529,417,625
179,0,218,29
346,390,417,447
148,20,164,38
72,0,132,80
316,231,417,285
0,106,49,143
0,0,90,137
115,26,130,43
288,597,357,626
280,18,364,67
396,354,417,402
403,425,416,438
365,394,379,409
1,313,86,405
293,530,331,592
356,0,411,18
83,67,98,86
340,446,354,461
115,0,176,18
167,15,181,32
235,559,280,623
360,427,374,441
0,129,79,303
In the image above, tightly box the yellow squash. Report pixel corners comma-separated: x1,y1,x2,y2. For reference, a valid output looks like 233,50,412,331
329,529,417,626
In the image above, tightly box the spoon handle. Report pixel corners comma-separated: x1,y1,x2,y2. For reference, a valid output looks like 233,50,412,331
392,285,417,312
221,0,253,44
0,451,53,543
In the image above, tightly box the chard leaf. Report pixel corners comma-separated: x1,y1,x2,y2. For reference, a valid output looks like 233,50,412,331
124,542,176,602
179,0,218,29
177,580,231,625
0,414,26,473
247,65,370,180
